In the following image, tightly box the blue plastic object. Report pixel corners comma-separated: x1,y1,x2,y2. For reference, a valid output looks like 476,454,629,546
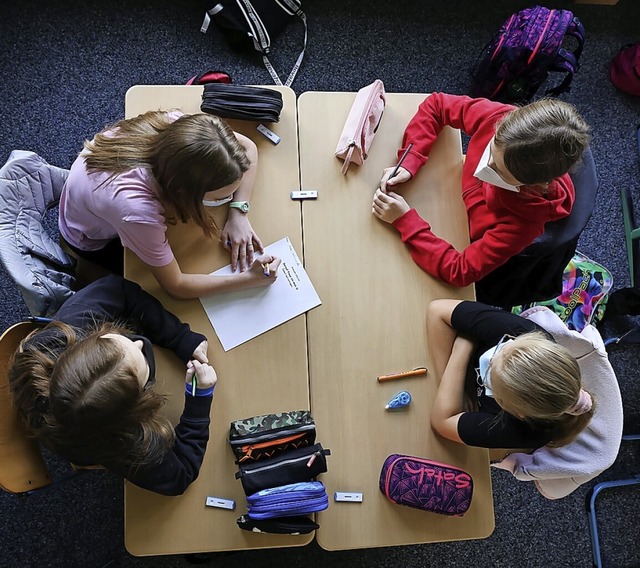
386,391,412,410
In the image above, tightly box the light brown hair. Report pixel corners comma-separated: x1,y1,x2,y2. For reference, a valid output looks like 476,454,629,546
494,99,591,185
9,321,174,470
83,111,251,237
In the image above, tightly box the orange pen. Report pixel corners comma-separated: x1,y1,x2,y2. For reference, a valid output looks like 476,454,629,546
377,367,428,383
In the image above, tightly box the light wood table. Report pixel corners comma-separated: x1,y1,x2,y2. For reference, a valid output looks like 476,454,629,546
123,85,313,555
298,92,495,550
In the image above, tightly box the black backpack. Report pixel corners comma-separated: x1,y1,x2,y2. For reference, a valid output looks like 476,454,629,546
470,5,585,103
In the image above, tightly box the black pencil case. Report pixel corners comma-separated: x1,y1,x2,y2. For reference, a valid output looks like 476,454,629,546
236,443,330,495
201,83,283,123
236,515,319,535
228,410,316,463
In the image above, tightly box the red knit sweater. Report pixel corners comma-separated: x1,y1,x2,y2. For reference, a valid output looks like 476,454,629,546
392,93,575,287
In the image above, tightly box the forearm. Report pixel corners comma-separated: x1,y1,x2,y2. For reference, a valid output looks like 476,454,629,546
155,269,267,300
427,299,462,380
430,336,475,441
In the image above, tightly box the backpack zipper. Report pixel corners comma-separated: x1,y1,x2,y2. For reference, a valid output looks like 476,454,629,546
528,9,555,65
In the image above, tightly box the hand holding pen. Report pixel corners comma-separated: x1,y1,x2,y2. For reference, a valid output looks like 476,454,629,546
380,143,413,192
245,254,282,287
186,360,218,394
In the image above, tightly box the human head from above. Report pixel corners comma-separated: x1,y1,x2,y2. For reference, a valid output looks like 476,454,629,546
9,322,174,468
486,331,594,447
491,98,591,188
84,110,251,237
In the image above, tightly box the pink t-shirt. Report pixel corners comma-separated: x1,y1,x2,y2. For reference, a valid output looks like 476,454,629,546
59,114,184,268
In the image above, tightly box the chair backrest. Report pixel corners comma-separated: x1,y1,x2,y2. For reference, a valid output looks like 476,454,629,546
0,321,52,493
476,146,599,307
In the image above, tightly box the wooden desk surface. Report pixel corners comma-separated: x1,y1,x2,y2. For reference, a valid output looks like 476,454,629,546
123,85,313,555
298,91,495,550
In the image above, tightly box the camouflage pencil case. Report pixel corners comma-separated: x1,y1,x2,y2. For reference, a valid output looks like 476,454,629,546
228,410,316,463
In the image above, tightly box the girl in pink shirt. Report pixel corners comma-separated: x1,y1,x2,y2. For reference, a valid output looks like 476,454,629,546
60,110,279,299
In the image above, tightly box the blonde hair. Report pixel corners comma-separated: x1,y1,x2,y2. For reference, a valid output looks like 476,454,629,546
494,99,591,185
490,331,594,447
83,110,251,237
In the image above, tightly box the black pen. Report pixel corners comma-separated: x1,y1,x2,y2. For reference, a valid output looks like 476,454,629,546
387,143,414,184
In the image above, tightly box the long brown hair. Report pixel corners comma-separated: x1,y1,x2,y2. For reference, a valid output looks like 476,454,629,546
494,99,591,185
8,321,174,470
83,110,251,238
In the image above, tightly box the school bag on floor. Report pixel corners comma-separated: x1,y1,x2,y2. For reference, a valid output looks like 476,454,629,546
610,43,640,96
200,0,307,87
512,251,613,332
470,5,585,103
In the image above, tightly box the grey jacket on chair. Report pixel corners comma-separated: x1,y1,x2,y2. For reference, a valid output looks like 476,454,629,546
0,150,76,317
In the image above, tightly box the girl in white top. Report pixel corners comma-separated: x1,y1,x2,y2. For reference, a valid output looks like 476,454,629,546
59,110,280,299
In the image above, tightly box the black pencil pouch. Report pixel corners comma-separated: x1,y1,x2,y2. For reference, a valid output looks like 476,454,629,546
236,515,319,535
236,443,330,495
228,410,316,463
201,83,283,123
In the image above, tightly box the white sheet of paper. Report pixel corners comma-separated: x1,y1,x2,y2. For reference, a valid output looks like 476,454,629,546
200,237,322,351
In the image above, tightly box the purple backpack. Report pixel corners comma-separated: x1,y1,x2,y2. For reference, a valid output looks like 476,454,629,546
470,5,585,103
379,454,473,516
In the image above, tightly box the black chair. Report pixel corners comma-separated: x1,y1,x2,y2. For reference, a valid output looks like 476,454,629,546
476,146,599,308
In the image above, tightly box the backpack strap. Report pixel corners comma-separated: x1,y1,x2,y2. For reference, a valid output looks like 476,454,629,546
545,14,585,97
546,48,578,96
237,0,306,87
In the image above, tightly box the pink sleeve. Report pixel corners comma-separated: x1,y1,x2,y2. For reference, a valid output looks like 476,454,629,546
399,94,514,177
118,221,175,267
392,209,542,287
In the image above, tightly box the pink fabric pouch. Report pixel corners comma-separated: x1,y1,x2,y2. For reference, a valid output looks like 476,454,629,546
379,454,473,516
335,79,386,175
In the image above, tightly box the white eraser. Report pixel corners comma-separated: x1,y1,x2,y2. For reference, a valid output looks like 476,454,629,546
334,492,363,503
290,190,318,200
257,123,281,145
205,496,236,510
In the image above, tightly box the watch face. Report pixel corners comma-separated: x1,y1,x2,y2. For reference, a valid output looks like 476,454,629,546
231,201,250,213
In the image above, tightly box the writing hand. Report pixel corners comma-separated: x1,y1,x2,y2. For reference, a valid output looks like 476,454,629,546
372,188,411,224
379,166,412,193
186,359,218,389
245,254,281,287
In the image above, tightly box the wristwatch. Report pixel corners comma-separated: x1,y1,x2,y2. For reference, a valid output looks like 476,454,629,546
229,201,250,213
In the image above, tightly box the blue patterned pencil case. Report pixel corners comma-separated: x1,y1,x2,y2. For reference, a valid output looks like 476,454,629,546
246,481,329,520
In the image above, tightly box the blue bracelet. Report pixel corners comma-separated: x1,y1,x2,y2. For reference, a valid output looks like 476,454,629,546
185,383,215,397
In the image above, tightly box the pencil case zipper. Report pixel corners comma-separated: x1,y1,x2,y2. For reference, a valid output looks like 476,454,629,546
236,444,330,495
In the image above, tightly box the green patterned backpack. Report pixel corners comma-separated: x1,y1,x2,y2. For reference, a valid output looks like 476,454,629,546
512,251,613,332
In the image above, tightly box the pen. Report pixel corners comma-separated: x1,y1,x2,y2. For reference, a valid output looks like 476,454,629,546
262,262,270,277
377,367,428,383
192,373,197,397
387,143,414,184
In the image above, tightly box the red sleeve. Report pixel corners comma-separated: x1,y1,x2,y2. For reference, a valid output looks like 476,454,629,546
399,94,515,177
392,209,543,287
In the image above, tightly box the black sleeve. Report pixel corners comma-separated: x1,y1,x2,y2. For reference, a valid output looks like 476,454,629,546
55,275,206,364
450,301,546,348
110,394,213,496
457,410,552,449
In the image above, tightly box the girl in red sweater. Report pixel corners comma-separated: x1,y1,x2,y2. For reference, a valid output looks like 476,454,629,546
372,94,590,289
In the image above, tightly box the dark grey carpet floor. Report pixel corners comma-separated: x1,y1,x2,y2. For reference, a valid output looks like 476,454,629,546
1,1,639,567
